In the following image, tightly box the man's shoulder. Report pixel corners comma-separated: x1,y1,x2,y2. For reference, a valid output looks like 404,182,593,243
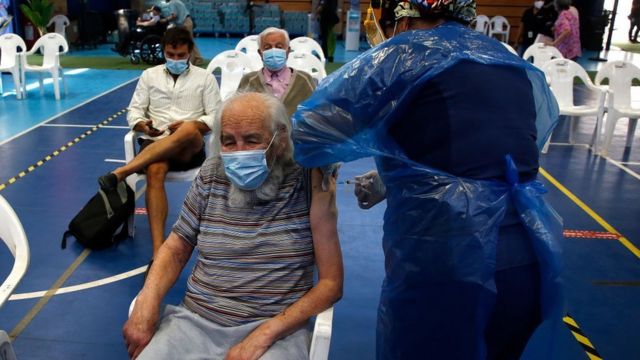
291,69,316,89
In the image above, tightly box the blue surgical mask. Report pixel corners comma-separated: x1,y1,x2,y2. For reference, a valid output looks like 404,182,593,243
262,48,287,71
165,58,189,75
221,132,278,190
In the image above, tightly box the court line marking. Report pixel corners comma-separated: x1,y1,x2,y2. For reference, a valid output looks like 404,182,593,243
540,167,640,259
9,265,147,301
0,77,139,147
563,315,603,360
105,158,127,163
9,249,91,340
42,124,130,129
600,155,640,181
619,161,640,166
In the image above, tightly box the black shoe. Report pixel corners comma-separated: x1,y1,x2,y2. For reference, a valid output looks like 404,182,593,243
98,173,118,190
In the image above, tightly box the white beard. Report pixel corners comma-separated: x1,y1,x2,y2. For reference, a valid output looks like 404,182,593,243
227,158,292,208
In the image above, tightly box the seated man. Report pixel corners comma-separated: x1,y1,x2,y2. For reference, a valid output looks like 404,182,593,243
123,92,343,359
136,5,162,27
237,27,317,117
99,26,221,258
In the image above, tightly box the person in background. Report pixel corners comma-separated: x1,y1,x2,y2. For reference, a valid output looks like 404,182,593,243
316,0,339,62
137,5,162,27
163,0,204,65
123,92,343,360
99,27,220,261
237,27,317,118
291,0,563,358
517,1,545,55
629,0,640,43
543,0,581,59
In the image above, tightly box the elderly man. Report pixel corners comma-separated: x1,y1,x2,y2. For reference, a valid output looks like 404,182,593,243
99,26,220,258
237,27,317,117
122,92,343,360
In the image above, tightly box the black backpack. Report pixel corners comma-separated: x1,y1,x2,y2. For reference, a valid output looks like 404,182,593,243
62,182,135,250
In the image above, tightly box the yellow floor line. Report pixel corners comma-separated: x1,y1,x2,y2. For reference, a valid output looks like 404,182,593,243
9,249,91,340
540,167,640,259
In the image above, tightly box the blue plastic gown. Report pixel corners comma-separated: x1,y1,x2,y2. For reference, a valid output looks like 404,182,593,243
292,22,563,359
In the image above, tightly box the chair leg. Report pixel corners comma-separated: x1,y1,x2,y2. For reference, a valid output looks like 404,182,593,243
21,70,27,98
11,70,22,100
61,67,67,95
601,111,619,156
38,73,44,95
52,70,60,100
626,118,638,148
126,175,138,237
542,131,552,153
0,74,3,95
569,116,576,144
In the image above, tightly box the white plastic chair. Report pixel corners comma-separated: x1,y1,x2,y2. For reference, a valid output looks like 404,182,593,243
21,33,69,100
472,15,489,35
542,59,606,153
489,15,510,43
206,50,257,100
235,35,263,71
128,297,334,360
124,132,216,237
523,43,564,69
47,14,70,39
594,61,640,156
0,194,30,360
290,36,326,64
286,52,326,82
502,42,518,55
0,33,26,99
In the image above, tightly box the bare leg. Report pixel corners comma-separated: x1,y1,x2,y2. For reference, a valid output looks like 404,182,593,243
113,121,205,182
146,161,170,257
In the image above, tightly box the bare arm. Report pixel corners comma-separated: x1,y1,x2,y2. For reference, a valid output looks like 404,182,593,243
552,29,571,46
225,168,343,360
123,232,194,359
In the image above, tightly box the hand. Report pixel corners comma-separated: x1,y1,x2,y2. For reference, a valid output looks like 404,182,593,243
354,170,386,209
224,337,271,360
319,163,340,191
122,304,159,359
138,120,164,137
167,120,184,134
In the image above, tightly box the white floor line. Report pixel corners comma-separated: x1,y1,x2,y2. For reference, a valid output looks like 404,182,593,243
619,161,640,166
104,158,126,163
601,155,640,181
8,266,147,300
0,77,139,147
549,142,591,148
42,124,129,129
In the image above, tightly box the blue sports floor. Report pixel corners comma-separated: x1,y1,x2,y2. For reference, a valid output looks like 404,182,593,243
0,38,639,359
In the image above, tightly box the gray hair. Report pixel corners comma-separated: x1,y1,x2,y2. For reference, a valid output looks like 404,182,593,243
214,91,294,160
257,27,290,49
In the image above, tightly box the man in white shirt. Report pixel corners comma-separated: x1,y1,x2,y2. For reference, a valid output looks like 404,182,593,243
163,0,204,65
99,26,221,258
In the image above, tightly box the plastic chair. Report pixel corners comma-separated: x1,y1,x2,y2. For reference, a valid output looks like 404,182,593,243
594,61,640,156
472,14,489,35
0,33,26,99
47,14,70,39
502,42,518,55
123,132,216,237
542,59,606,153
128,297,334,360
522,43,564,69
206,50,257,100
286,52,326,82
0,194,30,360
235,35,263,71
21,33,69,100
489,15,510,43
290,36,326,64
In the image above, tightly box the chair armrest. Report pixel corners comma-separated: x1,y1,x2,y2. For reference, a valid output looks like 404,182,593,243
124,131,139,163
309,307,334,360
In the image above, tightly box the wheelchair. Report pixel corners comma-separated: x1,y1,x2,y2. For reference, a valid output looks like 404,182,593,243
127,23,167,65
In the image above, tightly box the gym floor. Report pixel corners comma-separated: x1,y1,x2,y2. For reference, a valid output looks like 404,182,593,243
0,38,638,359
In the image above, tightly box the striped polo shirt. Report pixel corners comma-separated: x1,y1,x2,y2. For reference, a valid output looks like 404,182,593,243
172,157,314,327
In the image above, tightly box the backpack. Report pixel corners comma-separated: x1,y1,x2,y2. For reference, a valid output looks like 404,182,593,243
61,182,135,250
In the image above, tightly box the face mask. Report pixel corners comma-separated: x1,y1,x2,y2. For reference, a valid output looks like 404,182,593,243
534,1,544,9
221,132,278,191
262,48,287,71
165,57,189,75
